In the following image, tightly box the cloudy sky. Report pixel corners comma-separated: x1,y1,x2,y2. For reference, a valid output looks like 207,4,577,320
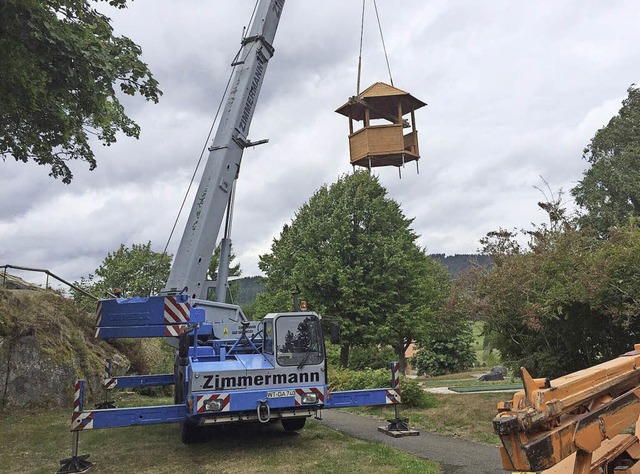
2,0,639,288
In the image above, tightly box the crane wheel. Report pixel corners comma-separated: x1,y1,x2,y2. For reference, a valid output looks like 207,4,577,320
180,422,206,444
281,417,306,432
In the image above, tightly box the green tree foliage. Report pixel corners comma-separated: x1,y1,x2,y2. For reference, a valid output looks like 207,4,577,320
244,288,291,321
206,243,242,303
258,171,450,371
0,0,161,183
472,210,640,379
572,85,640,235
73,242,171,309
376,249,450,373
412,271,480,376
412,329,476,376
348,345,396,371
327,367,432,408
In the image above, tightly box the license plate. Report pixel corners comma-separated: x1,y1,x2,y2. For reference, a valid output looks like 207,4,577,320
267,389,296,398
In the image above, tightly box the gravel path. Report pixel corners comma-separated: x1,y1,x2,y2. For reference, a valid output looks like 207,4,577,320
317,410,505,474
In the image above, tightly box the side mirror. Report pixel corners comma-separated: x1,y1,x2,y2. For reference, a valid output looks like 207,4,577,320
330,321,341,344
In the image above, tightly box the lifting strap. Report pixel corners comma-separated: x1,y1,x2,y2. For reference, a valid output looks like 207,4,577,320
356,0,394,94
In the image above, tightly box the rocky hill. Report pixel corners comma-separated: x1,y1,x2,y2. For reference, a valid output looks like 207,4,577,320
0,285,129,407
0,274,175,408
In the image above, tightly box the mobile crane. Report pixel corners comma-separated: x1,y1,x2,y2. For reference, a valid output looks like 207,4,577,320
494,344,640,473
58,1,402,472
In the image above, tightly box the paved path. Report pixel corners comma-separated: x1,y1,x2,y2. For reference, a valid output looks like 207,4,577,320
317,410,504,474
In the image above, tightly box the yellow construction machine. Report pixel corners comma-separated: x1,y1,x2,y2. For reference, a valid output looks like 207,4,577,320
494,344,640,473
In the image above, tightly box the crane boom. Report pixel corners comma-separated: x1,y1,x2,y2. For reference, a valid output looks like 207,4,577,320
164,0,285,300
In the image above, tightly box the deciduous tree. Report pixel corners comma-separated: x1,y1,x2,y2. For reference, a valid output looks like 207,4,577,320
259,172,449,371
472,210,640,378
0,0,161,183
572,85,640,235
73,242,171,309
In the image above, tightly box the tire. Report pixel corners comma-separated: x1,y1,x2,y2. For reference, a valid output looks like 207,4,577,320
174,371,184,404
281,417,306,432
181,421,206,444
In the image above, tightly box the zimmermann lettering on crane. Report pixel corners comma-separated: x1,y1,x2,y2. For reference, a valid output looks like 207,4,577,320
202,371,322,390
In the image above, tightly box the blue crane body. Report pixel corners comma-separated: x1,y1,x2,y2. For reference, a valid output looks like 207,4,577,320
62,1,401,463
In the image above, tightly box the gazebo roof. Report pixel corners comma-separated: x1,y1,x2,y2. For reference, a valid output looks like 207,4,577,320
335,82,427,122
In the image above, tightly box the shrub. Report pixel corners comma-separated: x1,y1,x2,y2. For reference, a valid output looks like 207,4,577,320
413,331,476,376
327,367,434,408
348,345,396,370
398,377,436,408
328,367,390,392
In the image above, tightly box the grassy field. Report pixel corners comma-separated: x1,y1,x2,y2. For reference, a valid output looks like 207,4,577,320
471,321,501,368
0,399,440,474
352,392,508,446
0,386,511,473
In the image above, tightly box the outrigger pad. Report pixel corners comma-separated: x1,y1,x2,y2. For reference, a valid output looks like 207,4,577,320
387,416,410,431
377,417,420,438
57,454,95,474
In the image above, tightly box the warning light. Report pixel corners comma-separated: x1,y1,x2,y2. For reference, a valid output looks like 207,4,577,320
300,301,308,311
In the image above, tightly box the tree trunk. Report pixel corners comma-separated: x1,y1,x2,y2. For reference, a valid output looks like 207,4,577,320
395,341,407,375
397,350,407,375
339,343,350,368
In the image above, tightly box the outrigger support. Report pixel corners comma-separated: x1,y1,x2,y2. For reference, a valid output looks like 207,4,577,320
57,380,95,474
378,362,420,438
95,358,116,410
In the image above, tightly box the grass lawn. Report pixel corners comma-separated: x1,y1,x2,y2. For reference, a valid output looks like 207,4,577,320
351,392,508,446
0,398,440,474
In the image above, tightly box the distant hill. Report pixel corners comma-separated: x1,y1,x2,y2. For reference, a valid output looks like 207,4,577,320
429,254,492,277
236,276,264,305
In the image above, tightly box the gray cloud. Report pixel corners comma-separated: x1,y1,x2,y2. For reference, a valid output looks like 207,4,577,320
2,0,639,286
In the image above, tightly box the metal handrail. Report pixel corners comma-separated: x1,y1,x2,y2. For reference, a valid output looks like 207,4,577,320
0,264,100,301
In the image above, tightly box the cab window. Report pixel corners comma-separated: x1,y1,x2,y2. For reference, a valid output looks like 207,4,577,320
263,321,274,355
275,315,323,367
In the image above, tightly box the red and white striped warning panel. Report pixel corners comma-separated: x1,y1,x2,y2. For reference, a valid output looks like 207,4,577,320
385,389,401,404
103,378,118,390
164,296,190,324
73,380,83,412
165,324,187,337
71,412,94,431
294,387,324,405
196,393,230,413
391,361,399,389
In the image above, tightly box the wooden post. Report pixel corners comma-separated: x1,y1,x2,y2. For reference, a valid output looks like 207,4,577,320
411,110,418,155
364,108,370,127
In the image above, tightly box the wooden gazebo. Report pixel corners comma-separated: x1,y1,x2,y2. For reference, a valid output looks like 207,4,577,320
335,82,427,170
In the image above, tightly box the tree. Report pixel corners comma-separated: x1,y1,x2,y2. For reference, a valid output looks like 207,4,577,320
412,273,480,376
471,203,640,379
206,243,242,303
572,85,640,235
0,0,161,184
259,171,450,371
375,246,450,373
73,242,171,309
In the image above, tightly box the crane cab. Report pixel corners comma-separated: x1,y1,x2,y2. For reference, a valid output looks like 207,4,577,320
335,82,427,170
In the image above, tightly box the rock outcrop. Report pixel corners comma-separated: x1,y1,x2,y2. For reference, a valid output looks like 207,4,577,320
0,288,128,408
